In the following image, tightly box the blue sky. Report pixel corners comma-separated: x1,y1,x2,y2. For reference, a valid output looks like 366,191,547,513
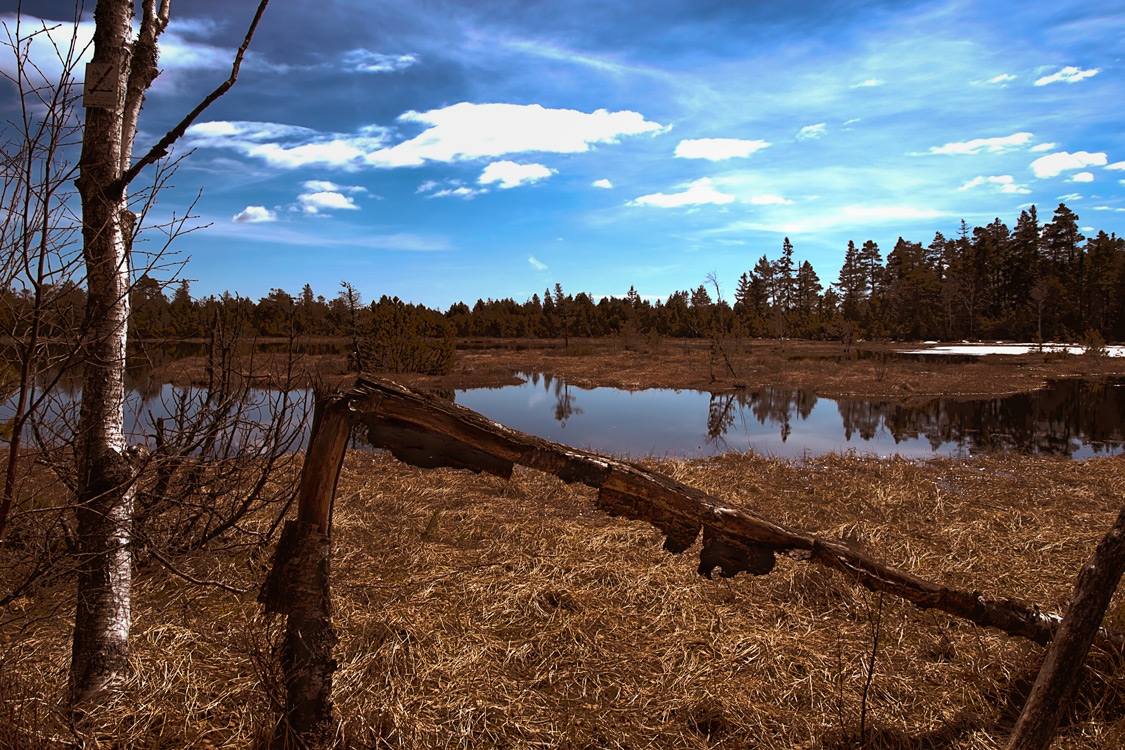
5,0,1125,309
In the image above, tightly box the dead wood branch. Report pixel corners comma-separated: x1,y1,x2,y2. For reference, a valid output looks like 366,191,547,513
339,376,1122,650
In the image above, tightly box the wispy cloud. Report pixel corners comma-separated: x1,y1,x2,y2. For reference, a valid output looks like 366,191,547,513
749,194,794,205
928,132,1032,155
796,123,826,141
958,175,1030,194
986,73,1016,84
1031,142,1057,152
232,206,278,223
433,186,486,199
1030,151,1107,178
479,161,555,189
630,178,735,208
528,256,548,271
852,78,883,88
1034,66,1100,86
1057,192,1084,202
674,138,770,160
341,49,419,73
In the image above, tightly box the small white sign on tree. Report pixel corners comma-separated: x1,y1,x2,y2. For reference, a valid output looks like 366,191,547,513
82,62,119,108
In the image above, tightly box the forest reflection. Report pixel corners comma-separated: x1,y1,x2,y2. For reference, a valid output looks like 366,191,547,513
459,374,1125,459
705,379,1125,457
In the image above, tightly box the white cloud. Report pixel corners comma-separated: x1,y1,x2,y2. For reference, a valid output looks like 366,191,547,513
1057,192,1083,202
796,123,827,141
958,175,1031,194
416,180,440,193
630,178,735,208
372,103,668,167
1030,151,1107,178
1071,171,1094,183
749,194,794,205
341,49,419,73
232,205,277,223
297,191,360,215
528,256,548,271
852,78,883,88
0,14,241,88
592,178,614,189
302,179,367,195
159,31,236,72
1106,162,1125,170
187,104,665,171
186,120,388,170
928,132,1033,155
1034,66,1100,86
1031,143,1057,152
478,161,555,189
431,186,485,199
674,138,770,160
986,73,1016,84
842,118,861,126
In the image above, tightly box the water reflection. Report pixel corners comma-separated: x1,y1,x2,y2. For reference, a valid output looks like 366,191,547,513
454,376,1125,460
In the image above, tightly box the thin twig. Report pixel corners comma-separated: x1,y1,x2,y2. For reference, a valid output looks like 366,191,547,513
145,544,253,595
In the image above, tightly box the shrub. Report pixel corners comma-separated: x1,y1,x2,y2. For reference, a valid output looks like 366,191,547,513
354,296,456,375
1082,328,1108,361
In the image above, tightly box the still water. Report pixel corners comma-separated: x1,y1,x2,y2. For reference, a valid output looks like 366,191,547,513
5,371,1123,460
455,373,1125,460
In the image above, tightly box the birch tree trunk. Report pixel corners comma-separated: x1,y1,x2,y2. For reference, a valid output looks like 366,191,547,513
69,0,145,707
66,0,268,708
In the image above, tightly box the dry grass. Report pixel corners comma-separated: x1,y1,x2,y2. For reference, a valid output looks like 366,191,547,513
3,450,1125,748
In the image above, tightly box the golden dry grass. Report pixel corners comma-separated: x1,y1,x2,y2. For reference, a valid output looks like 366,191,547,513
3,450,1125,748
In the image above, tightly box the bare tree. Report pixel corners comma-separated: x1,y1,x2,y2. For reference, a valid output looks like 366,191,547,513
0,10,86,546
66,0,270,708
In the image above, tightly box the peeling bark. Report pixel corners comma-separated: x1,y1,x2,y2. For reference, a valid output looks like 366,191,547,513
261,521,338,749
260,396,348,748
343,376,1122,650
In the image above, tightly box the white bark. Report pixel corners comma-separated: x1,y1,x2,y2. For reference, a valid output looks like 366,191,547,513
69,0,141,707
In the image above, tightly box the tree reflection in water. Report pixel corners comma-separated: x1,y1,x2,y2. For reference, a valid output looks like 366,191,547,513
700,379,1125,458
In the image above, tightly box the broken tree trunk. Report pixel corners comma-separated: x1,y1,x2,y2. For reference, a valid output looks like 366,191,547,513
344,376,1123,650
260,394,350,749
1005,501,1125,750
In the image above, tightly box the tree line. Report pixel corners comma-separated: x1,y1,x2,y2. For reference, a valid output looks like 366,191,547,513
4,202,1122,346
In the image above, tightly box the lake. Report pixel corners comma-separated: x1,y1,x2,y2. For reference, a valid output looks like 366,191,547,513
4,372,1123,460
455,373,1125,460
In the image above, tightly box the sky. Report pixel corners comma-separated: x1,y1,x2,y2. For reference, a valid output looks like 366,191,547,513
3,0,1125,310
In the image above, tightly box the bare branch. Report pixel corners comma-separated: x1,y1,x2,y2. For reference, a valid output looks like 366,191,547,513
116,0,270,191
144,543,253,595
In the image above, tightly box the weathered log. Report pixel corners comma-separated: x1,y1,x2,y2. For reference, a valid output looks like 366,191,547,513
1006,501,1125,750
260,394,349,749
344,376,1123,650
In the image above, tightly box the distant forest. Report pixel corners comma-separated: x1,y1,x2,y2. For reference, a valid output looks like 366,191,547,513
9,202,1124,345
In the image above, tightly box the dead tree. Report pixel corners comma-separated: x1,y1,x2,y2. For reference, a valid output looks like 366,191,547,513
265,375,1123,745
260,394,350,748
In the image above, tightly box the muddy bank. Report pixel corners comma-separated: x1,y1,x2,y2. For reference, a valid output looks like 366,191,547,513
147,336,1125,401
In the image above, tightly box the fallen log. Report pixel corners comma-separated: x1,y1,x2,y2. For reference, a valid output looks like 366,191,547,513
337,376,1120,649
